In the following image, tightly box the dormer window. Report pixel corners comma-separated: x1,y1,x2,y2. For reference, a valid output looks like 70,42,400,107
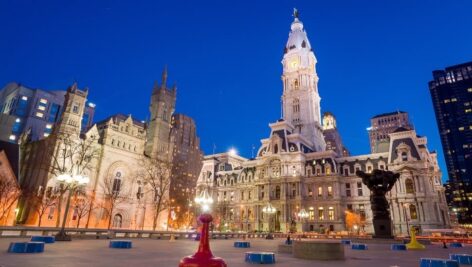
401,152,408,162
301,40,306,48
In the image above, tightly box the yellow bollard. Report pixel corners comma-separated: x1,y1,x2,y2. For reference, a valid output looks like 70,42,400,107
405,226,425,250
169,234,176,242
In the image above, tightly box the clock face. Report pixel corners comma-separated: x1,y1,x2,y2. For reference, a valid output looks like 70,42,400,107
289,57,299,69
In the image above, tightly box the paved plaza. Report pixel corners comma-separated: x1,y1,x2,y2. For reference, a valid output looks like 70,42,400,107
0,238,470,267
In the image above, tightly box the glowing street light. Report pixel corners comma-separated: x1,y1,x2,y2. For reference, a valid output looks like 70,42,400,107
228,148,237,156
195,188,213,213
262,203,276,239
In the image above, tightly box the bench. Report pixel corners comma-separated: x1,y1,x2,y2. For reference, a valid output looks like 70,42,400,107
449,254,472,265
31,236,55,244
420,258,459,267
293,240,344,260
351,243,368,250
8,242,45,253
109,240,132,249
245,252,275,264
449,242,463,248
234,241,250,248
391,244,407,251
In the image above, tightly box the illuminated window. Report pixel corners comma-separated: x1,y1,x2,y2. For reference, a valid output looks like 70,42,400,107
39,98,48,104
466,109,472,113
328,207,334,220
38,105,46,111
46,124,52,129
444,99,451,103
468,88,472,92
21,96,28,101
36,112,44,118
318,186,323,197
327,186,333,196
43,133,50,137
459,127,464,131
309,209,314,220
15,118,21,123
9,135,16,141
325,166,331,175
451,98,458,102
405,178,415,193
318,207,324,220
409,205,418,220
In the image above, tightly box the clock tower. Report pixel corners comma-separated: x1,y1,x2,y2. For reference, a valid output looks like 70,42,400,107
281,10,326,152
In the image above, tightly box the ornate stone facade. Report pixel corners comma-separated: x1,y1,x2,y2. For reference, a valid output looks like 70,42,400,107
196,13,449,235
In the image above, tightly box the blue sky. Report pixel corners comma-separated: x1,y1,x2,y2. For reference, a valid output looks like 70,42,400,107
1,0,471,181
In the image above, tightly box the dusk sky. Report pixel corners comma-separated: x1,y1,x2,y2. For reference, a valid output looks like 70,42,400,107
1,0,472,181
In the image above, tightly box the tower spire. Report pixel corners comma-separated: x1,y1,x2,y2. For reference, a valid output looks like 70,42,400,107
161,65,168,88
293,8,299,19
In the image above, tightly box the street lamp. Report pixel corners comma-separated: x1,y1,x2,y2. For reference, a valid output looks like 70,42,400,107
262,202,276,239
195,188,214,213
55,173,89,241
297,208,309,233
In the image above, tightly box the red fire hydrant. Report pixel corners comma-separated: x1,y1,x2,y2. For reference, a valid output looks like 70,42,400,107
179,213,227,267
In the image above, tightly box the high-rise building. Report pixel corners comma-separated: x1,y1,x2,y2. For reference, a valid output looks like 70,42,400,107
169,114,203,228
322,112,349,157
429,61,472,224
0,82,95,143
368,111,412,153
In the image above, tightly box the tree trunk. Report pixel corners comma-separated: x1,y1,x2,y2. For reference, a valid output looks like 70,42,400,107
38,214,43,227
55,193,64,227
77,217,81,228
152,204,162,231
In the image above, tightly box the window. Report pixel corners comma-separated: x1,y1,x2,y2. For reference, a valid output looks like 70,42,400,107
39,98,48,104
308,188,313,197
405,178,415,194
325,166,331,175
293,98,300,113
357,182,363,196
347,204,353,211
318,186,323,197
309,210,314,220
345,183,351,197
409,205,418,220
72,104,79,114
36,112,44,118
328,207,334,220
359,204,365,219
318,207,324,220
401,152,408,161
113,214,123,228
327,186,333,197
112,172,122,194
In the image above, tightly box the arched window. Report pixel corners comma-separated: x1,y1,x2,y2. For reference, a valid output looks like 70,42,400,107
294,79,299,89
293,98,300,113
409,205,418,220
274,144,278,154
401,152,408,161
275,186,281,199
113,214,123,228
325,166,331,175
405,178,415,194
112,172,122,194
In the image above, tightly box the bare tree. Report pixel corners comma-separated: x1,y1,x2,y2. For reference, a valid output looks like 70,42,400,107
100,175,130,229
72,192,96,228
137,156,171,231
34,192,58,227
0,174,21,225
44,132,100,227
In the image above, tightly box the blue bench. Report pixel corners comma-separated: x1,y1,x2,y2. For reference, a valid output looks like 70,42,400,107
351,243,368,250
109,240,132,249
31,236,55,244
341,239,351,245
8,242,45,253
450,254,472,265
420,258,459,267
391,244,407,251
449,242,463,248
234,241,250,248
245,252,275,264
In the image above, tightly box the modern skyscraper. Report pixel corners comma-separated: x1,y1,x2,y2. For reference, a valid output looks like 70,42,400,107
368,111,412,153
169,114,203,228
429,61,472,224
0,82,95,143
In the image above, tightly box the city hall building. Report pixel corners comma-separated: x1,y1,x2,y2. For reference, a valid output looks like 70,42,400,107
196,13,450,235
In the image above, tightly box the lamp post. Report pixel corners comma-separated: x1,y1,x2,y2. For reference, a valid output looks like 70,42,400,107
262,202,276,239
55,173,89,241
297,208,309,234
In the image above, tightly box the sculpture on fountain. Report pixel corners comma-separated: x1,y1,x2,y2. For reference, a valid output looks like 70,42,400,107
356,169,399,238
